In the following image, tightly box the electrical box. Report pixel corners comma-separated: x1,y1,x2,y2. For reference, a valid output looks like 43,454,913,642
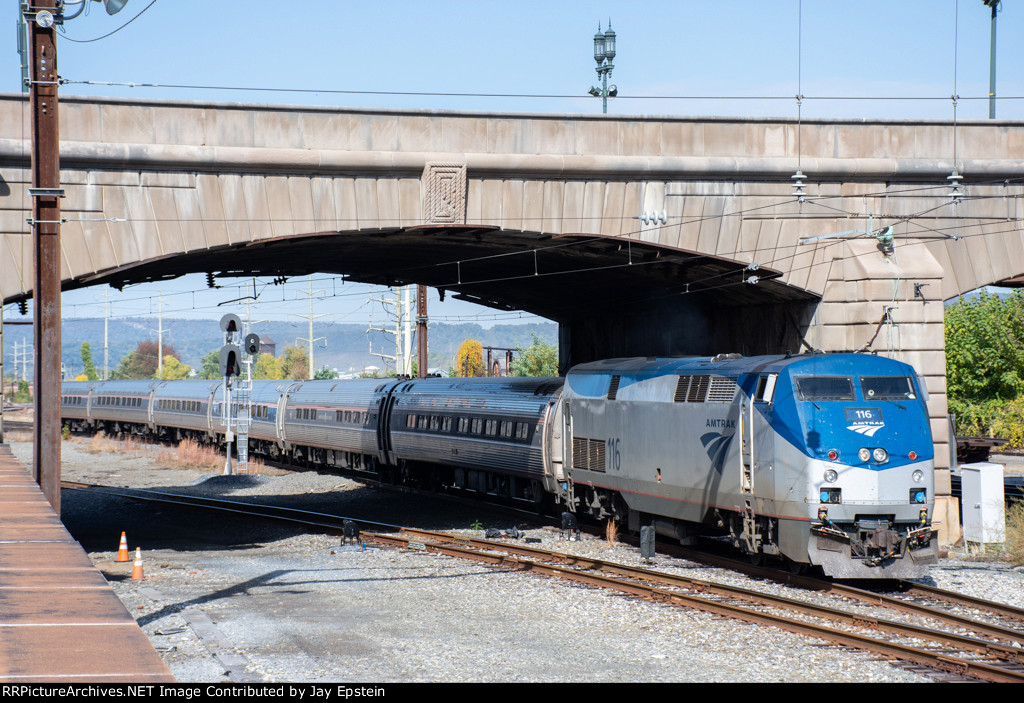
960,462,1005,544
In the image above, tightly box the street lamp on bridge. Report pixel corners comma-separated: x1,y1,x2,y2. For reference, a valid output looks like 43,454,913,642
588,21,617,114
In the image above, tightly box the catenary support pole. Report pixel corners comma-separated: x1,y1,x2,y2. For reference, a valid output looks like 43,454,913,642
29,0,62,513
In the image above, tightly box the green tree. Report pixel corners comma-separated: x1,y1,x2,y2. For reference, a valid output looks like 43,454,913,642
80,342,99,381
7,379,32,402
510,333,559,377
313,366,337,380
111,341,180,379
455,339,484,377
198,350,220,380
279,345,309,380
946,290,1024,404
946,290,1024,440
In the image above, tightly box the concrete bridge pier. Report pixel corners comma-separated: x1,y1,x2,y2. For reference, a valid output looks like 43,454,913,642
807,239,956,542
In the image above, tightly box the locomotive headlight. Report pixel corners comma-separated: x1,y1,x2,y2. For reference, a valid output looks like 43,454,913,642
858,447,871,462
823,469,838,483
872,447,888,463
912,469,924,483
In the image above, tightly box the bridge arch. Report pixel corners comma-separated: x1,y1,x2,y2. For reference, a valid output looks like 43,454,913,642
4,93,1024,471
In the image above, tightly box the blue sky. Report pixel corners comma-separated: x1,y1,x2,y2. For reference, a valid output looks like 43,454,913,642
4,0,1022,328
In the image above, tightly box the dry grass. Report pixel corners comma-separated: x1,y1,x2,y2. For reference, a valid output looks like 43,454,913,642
156,437,267,475
85,431,122,454
605,518,619,544
83,431,149,458
1005,502,1024,567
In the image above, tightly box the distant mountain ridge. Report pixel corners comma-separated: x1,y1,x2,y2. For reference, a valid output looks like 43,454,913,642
2,317,557,378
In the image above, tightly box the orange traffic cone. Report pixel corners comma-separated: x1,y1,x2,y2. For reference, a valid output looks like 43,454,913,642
116,532,130,562
131,548,145,580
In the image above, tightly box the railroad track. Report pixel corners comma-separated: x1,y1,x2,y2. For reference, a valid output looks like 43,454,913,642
659,543,1024,645
2,419,34,433
61,480,1024,683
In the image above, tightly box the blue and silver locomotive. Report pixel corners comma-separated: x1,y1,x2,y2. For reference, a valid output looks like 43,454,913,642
62,351,937,578
560,353,937,578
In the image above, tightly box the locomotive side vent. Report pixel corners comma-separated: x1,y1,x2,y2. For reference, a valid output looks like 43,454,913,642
572,437,607,471
674,375,691,402
607,375,621,400
590,438,606,472
687,375,710,403
572,437,589,469
706,376,737,403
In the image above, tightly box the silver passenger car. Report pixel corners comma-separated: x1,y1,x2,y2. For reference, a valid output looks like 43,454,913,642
84,379,160,432
385,377,563,499
152,380,221,440
277,379,384,469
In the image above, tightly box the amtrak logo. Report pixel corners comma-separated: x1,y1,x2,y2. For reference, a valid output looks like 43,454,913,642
847,423,884,437
845,407,884,437
700,431,734,473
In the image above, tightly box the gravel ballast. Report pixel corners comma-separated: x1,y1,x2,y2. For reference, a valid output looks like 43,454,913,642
9,435,1024,683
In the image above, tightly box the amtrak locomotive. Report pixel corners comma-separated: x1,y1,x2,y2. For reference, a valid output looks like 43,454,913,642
61,352,938,578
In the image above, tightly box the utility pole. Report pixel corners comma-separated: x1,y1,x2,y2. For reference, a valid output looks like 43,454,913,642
292,276,326,379
402,286,412,376
367,289,399,375
157,291,163,375
27,0,62,512
416,285,428,378
103,289,110,379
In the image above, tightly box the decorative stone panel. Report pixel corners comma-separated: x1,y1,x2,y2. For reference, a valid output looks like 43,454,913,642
421,162,466,224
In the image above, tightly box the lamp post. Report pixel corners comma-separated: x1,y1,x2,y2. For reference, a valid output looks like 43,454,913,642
588,21,617,114
983,0,1000,120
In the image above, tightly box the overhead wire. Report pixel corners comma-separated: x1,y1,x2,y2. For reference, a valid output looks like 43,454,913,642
56,0,161,43
57,79,1024,105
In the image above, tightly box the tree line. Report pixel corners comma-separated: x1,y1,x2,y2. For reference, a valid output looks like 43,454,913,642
946,289,1024,446
74,340,321,381
75,334,560,382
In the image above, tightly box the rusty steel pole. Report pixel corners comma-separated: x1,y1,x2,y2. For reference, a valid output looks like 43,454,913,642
29,0,62,513
416,285,428,378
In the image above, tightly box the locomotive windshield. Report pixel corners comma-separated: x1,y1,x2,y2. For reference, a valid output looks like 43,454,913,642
794,376,855,401
859,376,916,400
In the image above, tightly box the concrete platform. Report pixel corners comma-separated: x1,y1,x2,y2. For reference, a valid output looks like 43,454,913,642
0,444,175,682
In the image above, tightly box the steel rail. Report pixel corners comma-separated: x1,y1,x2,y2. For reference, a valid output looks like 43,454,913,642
664,543,1024,641
59,481,1024,682
387,531,1024,683
893,580,1024,624
401,529,1024,664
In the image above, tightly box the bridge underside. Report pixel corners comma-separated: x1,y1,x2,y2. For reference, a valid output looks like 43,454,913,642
71,227,817,367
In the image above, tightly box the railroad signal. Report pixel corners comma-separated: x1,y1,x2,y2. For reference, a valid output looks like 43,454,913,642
219,313,242,341
219,344,241,379
243,333,261,356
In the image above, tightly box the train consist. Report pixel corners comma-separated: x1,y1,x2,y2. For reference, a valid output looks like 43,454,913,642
61,352,938,578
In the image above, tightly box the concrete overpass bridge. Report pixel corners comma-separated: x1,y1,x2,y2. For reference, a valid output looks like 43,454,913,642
2,93,1024,471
